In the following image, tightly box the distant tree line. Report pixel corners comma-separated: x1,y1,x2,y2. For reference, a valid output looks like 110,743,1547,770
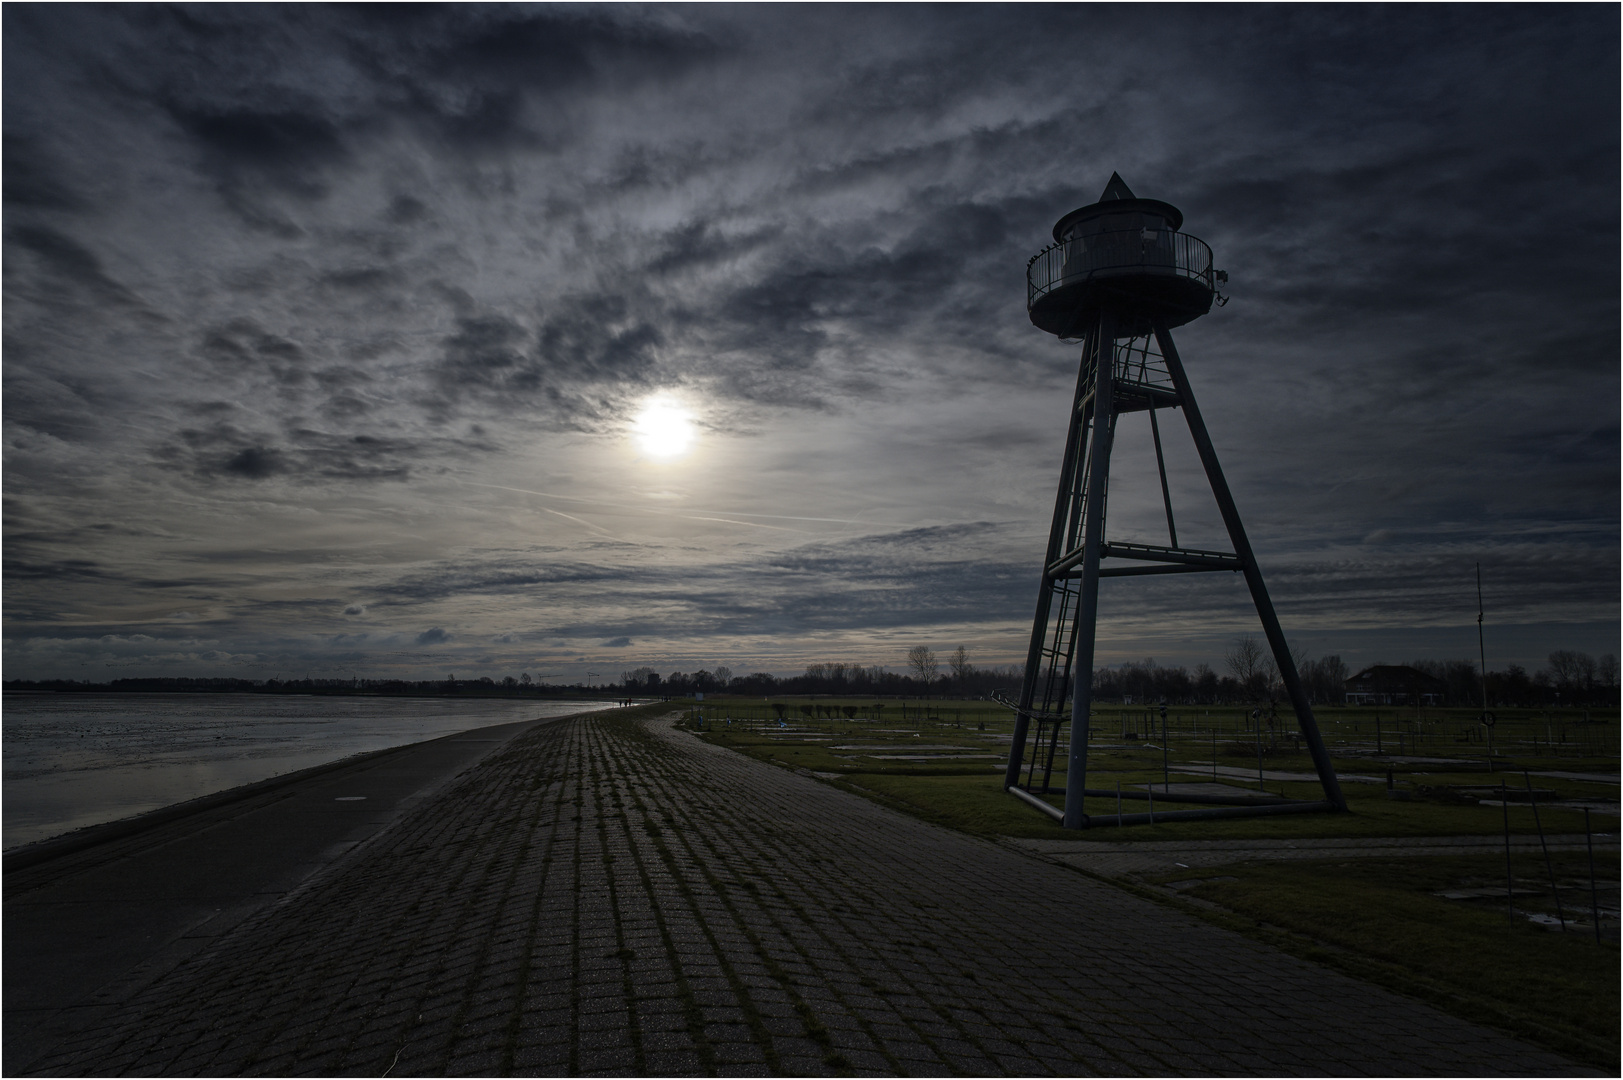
7,646,1615,707
627,641,1619,709
1085,643,1618,708
620,650,1024,699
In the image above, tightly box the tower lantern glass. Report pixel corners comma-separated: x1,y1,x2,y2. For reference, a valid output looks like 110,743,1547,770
1002,173,1345,829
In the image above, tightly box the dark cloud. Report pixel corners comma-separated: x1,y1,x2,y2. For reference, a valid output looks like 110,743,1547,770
321,266,402,291
8,225,143,307
199,319,307,378
170,105,349,198
536,299,662,383
162,422,417,483
3,557,114,583
602,636,632,648
111,4,728,167
415,626,449,645
396,7,724,145
385,194,428,224
427,300,662,419
223,446,286,479
646,221,782,275
3,135,87,211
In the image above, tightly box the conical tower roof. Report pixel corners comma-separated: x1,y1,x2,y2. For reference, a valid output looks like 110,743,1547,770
1099,172,1136,201
1051,174,1183,242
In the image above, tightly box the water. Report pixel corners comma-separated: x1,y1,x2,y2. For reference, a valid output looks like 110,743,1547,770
3,693,616,851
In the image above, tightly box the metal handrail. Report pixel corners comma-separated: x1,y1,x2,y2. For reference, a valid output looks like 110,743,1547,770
1027,229,1214,308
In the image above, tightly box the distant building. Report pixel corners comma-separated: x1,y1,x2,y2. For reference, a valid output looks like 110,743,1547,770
1344,665,1447,706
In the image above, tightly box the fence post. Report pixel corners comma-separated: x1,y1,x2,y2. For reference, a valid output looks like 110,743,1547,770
1501,781,1514,926
1524,769,1565,930
1586,808,1601,945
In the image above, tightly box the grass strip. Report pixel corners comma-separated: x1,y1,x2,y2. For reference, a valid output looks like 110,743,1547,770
1062,853,1620,1072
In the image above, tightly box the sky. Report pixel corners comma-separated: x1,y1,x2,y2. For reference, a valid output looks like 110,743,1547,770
4,4,1618,684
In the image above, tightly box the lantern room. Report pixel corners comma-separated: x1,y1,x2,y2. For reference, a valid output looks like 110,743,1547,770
1027,173,1218,338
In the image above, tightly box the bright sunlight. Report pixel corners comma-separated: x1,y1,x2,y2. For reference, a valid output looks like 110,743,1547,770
632,397,695,459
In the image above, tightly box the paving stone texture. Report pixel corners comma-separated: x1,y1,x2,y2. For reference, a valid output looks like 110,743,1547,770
20,712,1599,1076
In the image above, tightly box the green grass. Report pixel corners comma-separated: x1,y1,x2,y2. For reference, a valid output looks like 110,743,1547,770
835,772,1062,837
1139,854,1619,1070
699,723,1613,843
681,697,1617,844
686,696,1620,766
830,769,1613,840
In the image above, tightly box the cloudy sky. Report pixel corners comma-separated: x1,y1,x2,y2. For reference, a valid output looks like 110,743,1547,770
5,4,1617,683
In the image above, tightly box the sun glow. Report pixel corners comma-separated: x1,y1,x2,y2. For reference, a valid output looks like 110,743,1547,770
632,398,695,460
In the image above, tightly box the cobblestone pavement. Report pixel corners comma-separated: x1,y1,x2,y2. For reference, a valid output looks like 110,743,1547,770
24,712,1596,1076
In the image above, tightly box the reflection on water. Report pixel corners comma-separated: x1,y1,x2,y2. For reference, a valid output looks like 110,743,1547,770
3,693,613,850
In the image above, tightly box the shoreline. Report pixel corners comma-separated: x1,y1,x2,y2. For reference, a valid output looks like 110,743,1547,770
5,736,426,872
2,703,626,870
3,697,628,857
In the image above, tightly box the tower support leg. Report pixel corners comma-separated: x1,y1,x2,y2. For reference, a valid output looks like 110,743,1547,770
1062,312,1117,828
1154,322,1347,811
1006,322,1099,791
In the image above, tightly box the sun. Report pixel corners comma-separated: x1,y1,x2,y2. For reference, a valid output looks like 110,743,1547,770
632,397,695,459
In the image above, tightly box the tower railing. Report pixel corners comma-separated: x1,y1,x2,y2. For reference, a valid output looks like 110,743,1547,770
1027,230,1214,308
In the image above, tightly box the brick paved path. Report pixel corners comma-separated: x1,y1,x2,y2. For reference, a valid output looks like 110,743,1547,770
24,712,1594,1076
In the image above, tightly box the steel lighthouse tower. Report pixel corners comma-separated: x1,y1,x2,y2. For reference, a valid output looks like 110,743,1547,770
1003,173,1345,828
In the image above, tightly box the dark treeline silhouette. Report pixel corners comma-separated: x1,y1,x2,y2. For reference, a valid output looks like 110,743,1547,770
1087,656,1346,706
633,643,1618,708
6,647,1615,707
1085,648,1618,708
1468,650,1619,708
622,660,1025,699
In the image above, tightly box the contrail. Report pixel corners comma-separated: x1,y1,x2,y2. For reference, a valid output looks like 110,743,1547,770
683,515,797,532
533,504,619,538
